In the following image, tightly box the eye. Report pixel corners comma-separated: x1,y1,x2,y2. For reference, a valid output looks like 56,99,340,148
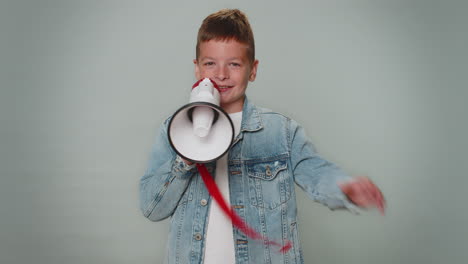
203,61,215,66
229,62,241,67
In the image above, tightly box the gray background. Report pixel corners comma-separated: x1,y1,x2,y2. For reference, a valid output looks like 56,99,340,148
1,0,467,263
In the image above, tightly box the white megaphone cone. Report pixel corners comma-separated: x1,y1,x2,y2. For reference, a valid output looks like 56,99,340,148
167,78,234,163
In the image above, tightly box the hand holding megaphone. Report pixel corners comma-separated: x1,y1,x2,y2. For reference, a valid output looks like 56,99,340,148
167,78,235,164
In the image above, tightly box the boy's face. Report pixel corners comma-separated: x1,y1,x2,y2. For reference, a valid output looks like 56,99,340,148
194,39,259,113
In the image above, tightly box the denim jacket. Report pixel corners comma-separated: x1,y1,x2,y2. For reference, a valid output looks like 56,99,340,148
140,97,358,264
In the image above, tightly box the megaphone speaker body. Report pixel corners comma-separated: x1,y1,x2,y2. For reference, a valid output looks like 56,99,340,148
168,78,235,164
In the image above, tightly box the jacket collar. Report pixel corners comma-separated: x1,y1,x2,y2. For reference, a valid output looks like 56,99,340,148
239,97,263,132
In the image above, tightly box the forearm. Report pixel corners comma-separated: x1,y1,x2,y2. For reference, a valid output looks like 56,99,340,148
294,160,357,212
139,120,197,221
290,120,358,213
140,156,195,221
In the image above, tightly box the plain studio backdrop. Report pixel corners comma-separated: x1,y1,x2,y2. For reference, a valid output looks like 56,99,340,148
1,0,467,263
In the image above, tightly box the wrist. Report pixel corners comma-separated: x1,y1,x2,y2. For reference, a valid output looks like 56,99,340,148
182,158,194,166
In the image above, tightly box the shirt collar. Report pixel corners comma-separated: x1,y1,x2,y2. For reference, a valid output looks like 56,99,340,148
239,97,263,132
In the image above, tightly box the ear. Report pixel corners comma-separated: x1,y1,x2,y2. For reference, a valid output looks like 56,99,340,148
249,60,259,82
193,59,201,80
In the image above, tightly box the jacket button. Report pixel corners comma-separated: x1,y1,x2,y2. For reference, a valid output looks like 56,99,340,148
200,199,207,206
194,233,202,241
266,166,272,176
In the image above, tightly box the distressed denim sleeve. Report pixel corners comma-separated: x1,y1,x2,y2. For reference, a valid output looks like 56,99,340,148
139,119,197,221
289,119,359,213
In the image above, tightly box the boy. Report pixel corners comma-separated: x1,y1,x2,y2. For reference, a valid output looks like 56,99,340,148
140,9,385,264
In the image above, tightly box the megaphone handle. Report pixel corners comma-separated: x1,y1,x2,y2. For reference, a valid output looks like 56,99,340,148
196,163,292,253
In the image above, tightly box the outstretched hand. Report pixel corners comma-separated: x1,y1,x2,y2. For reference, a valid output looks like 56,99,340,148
339,177,386,215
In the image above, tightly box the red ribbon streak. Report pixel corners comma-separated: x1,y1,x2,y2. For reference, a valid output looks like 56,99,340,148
196,163,292,253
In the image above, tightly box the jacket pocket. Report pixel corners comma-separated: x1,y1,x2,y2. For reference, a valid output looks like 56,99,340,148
246,158,291,210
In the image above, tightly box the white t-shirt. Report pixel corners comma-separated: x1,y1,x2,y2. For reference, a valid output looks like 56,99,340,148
203,111,242,264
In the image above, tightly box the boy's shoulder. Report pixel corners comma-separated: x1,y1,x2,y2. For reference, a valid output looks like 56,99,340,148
256,105,289,118
250,102,304,132
252,104,293,123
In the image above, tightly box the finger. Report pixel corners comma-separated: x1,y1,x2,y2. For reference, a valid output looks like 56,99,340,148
365,179,385,215
367,180,385,214
376,189,386,215
358,179,380,209
351,181,372,207
355,178,372,203
365,182,377,208
367,180,381,206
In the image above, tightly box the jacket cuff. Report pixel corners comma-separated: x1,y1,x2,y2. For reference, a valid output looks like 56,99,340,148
315,178,361,214
172,156,196,179
327,192,361,214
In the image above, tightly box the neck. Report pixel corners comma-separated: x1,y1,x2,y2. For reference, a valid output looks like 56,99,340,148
221,97,245,114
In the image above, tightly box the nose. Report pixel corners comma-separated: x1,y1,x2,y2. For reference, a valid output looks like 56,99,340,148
215,65,229,81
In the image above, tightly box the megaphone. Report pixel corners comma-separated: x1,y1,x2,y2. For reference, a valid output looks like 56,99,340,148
167,78,235,164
